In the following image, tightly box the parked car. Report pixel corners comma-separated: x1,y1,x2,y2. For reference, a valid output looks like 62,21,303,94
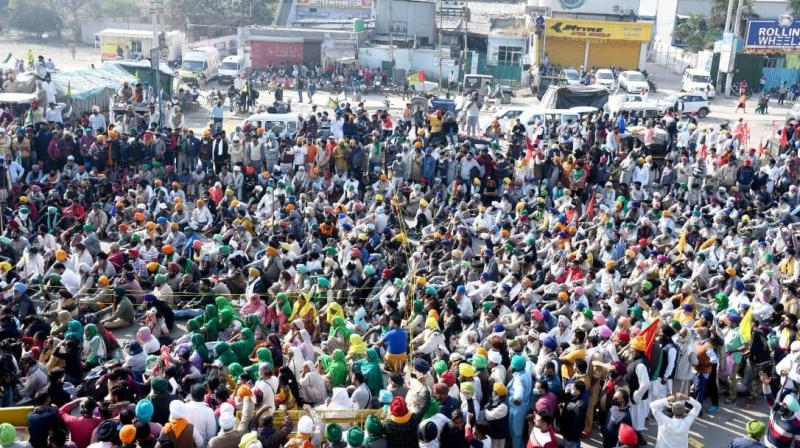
681,68,716,98
593,69,616,90
480,106,527,138
657,93,710,117
786,103,800,122
618,70,649,94
561,69,582,86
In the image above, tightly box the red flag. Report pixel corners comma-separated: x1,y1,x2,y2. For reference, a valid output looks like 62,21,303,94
781,125,789,150
585,193,596,219
524,135,534,160
633,319,660,359
418,70,425,83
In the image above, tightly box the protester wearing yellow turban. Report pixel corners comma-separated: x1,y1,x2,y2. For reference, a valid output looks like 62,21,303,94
347,334,368,360
326,301,345,325
289,294,318,339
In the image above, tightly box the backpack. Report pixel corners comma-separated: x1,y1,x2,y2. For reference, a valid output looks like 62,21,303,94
0,352,17,386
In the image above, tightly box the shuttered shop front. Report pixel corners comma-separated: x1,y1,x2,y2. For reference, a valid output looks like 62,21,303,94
543,18,652,70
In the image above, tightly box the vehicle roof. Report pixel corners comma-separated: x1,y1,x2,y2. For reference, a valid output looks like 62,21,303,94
464,74,494,79
621,70,643,74
0,93,37,103
685,68,710,75
222,55,242,62
596,68,613,73
245,113,299,121
98,29,154,38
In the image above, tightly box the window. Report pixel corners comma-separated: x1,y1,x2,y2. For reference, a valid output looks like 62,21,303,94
497,45,521,66
130,41,142,53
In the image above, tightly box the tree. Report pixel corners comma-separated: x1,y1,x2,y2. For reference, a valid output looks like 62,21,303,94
167,0,276,37
674,15,714,52
708,0,754,35
790,0,800,17
5,0,62,35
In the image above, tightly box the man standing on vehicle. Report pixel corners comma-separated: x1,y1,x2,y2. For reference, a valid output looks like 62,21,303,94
211,100,224,132
466,95,481,137
511,118,526,144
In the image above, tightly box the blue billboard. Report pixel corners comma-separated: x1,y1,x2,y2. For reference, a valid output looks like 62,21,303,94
745,15,800,50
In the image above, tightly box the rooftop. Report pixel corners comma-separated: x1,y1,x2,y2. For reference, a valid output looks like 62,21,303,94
439,1,526,36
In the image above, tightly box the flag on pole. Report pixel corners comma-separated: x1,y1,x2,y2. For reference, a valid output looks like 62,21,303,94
633,319,660,359
66,82,72,99
585,193,596,219
134,70,141,82
326,96,339,109
740,308,754,343
407,70,425,86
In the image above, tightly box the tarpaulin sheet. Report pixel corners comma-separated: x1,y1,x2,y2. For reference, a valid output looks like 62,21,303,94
16,64,137,101
539,85,609,110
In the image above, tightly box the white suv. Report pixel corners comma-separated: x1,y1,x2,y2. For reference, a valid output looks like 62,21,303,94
657,93,710,117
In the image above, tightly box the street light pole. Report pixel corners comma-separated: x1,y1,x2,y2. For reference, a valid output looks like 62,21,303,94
150,0,163,129
715,0,735,93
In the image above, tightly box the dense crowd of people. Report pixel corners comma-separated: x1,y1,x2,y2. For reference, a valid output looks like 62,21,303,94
1,52,800,448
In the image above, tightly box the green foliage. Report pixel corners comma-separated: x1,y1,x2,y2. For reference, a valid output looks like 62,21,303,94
789,0,800,17
6,0,63,35
708,0,753,35
168,0,276,36
674,15,714,52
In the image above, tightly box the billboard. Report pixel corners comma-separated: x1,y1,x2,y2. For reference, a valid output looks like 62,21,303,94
745,15,800,50
296,0,372,8
544,18,652,42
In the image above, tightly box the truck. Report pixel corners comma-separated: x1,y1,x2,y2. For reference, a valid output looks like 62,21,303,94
179,47,221,85
97,29,184,64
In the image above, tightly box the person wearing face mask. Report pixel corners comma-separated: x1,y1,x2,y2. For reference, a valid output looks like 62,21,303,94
601,389,632,448
558,381,586,448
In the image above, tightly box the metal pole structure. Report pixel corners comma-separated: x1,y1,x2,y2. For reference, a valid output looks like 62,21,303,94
462,0,468,77
724,0,746,96
388,0,394,67
150,0,163,129
438,0,443,89
715,0,735,93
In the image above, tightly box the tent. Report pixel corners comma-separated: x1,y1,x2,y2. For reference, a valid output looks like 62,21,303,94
103,60,177,97
16,64,139,115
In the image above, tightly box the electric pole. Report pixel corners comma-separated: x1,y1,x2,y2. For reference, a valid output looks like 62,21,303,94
715,0,735,93
723,0,746,96
150,0,163,129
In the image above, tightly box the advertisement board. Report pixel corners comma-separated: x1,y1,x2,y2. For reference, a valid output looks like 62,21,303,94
745,15,800,50
296,0,372,8
544,18,652,42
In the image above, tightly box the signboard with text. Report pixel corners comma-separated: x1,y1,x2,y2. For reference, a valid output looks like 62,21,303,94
544,18,652,42
745,16,800,50
296,0,372,8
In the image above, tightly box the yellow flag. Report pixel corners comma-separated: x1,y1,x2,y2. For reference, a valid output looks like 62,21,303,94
699,235,717,251
740,307,754,343
676,225,688,254
326,96,338,108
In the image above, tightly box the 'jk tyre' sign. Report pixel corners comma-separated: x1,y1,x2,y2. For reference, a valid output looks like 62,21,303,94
745,15,800,50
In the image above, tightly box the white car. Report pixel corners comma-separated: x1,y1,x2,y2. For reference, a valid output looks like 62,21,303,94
593,69,616,90
618,70,649,94
657,93,710,117
681,68,716,98
481,106,527,138
561,69,582,86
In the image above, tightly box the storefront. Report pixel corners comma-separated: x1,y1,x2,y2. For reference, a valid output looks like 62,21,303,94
539,18,652,70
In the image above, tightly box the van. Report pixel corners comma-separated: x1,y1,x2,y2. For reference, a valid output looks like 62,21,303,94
179,47,221,85
681,68,715,98
243,112,299,137
518,107,597,139
218,55,245,84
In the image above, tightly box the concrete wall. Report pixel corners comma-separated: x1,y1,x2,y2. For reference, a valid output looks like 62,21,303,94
374,0,436,44
358,46,458,82
80,19,153,46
